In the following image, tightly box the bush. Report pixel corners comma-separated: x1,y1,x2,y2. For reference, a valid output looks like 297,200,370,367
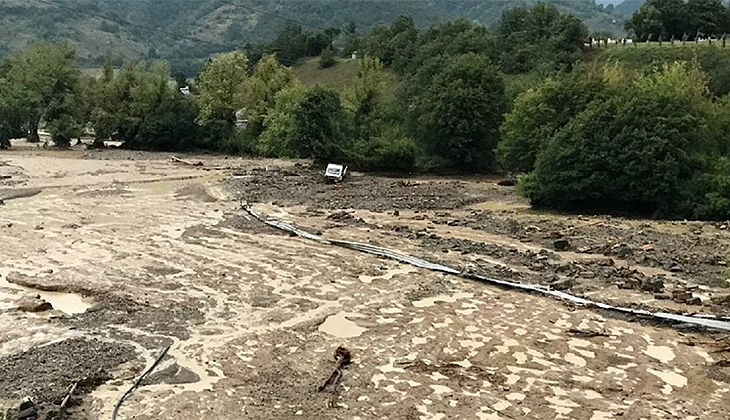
318,47,336,69
351,136,418,171
523,63,710,217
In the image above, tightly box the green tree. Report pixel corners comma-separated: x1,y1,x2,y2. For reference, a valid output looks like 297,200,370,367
523,63,712,217
245,54,297,121
318,47,336,69
291,86,347,161
497,3,589,74
497,65,608,173
195,51,249,140
625,3,664,41
362,16,418,72
686,0,730,38
257,84,306,157
3,43,81,143
406,53,507,170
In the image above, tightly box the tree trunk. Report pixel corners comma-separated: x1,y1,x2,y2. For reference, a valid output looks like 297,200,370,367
27,118,40,143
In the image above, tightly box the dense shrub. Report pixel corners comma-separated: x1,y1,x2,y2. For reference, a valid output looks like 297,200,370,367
522,63,714,218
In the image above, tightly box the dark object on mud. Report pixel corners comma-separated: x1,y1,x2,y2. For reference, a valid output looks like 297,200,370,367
111,344,170,420
568,328,610,338
15,399,37,420
171,156,203,167
496,179,516,187
553,239,570,251
16,295,53,313
0,175,11,179
318,346,352,406
640,276,665,293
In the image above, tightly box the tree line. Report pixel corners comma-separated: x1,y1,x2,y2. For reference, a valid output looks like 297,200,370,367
4,2,730,220
626,0,730,41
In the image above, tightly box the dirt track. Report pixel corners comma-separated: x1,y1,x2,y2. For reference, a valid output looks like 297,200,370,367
1,146,729,420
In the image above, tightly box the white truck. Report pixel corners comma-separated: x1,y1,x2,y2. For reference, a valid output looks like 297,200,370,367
324,164,348,183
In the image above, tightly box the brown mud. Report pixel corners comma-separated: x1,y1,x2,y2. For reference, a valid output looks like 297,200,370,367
0,147,729,420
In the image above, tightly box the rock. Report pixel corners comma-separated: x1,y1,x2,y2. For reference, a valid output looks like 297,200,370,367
640,244,654,252
550,278,575,291
654,292,673,300
553,239,570,251
667,262,684,273
579,271,596,279
15,398,37,420
641,277,665,293
710,294,730,305
614,244,633,258
16,296,53,313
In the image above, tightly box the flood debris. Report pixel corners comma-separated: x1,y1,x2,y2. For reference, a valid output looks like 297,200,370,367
171,156,203,167
243,205,730,332
318,346,352,406
15,295,53,313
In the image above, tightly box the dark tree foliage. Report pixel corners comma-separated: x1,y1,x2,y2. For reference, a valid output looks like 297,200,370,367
291,87,348,161
626,0,730,40
405,53,507,170
496,2,589,73
362,16,419,72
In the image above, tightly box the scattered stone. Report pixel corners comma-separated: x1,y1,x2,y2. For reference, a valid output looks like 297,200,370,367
15,398,37,420
579,270,596,279
641,277,665,293
33,225,43,231
15,296,53,313
553,239,570,251
613,244,633,258
710,294,730,306
550,278,575,291
654,292,673,300
641,244,654,252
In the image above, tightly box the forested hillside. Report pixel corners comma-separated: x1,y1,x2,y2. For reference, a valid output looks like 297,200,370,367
0,0,623,72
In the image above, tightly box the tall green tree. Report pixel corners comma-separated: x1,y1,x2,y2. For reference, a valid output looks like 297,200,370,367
291,86,348,161
195,51,249,140
406,53,507,170
3,43,81,143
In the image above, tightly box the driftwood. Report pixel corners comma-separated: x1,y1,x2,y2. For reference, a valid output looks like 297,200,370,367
171,156,203,167
318,346,352,406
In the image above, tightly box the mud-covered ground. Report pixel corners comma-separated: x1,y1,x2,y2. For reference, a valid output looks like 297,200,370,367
1,145,729,420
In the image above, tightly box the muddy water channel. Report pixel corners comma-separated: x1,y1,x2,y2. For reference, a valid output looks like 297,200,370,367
1,149,729,420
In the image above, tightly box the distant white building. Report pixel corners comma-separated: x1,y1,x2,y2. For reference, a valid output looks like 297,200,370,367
180,86,191,95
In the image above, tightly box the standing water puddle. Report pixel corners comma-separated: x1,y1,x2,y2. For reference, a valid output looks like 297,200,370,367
318,312,367,338
0,269,92,315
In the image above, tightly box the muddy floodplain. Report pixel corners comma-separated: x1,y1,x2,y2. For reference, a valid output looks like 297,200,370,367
1,147,729,420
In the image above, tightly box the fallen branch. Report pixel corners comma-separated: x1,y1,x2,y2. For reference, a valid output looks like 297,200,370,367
318,347,352,407
171,156,203,167
110,344,170,420
58,381,78,416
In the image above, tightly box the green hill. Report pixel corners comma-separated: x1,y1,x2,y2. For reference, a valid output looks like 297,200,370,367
613,0,646,17
0,0,625,72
